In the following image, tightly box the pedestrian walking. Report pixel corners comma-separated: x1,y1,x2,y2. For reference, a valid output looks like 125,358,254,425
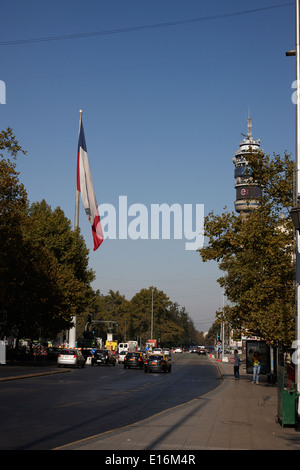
233,349,240,380
252,351,261,384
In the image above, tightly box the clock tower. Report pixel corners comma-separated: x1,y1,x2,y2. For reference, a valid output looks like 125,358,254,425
232,116,262,214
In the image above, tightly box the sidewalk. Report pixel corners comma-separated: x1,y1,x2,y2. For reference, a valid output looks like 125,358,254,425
0,361,69,381
56,360,300,450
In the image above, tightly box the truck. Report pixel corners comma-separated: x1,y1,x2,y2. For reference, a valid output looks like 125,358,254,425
146,339,157,352
118,341,138,354
105,340,118,353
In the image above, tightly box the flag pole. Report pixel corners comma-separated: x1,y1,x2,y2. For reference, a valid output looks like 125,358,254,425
69,110,82,348
74,109,82,230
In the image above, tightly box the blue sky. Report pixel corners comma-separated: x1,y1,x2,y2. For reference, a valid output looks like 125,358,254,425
0,0,296,332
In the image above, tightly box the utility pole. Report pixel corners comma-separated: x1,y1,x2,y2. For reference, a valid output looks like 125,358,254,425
287,1,300,416
295,0,300,416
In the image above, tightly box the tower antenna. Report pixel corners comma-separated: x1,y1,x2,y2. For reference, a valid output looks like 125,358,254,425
247,108,252,139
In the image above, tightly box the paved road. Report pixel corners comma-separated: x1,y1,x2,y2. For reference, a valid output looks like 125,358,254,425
0,353,220,450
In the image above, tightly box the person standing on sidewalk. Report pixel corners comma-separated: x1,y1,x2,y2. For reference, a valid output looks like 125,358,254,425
233,349,240,380
252,351,261,384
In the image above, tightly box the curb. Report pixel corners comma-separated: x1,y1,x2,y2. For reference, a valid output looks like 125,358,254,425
0,368,70,382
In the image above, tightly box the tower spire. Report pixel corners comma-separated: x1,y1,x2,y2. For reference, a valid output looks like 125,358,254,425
247,109,252,139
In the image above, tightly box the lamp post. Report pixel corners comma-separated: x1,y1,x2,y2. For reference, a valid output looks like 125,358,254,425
291,202,300,415
289,0,300,416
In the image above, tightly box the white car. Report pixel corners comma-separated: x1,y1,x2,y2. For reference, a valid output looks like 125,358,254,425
174,347,182,353
118,350,127,363
153,348,163,354
57,349,85,368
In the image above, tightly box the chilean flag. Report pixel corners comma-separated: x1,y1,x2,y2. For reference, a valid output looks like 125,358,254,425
77,117,103,251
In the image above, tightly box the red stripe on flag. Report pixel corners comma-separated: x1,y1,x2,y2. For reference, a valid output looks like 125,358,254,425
92,214,104,251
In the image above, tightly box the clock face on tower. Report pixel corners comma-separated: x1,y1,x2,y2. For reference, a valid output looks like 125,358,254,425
236,186,262,200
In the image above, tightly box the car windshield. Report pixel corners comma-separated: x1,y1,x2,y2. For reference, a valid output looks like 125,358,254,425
148,355,163,360
127,352,140,357
61,350,76,355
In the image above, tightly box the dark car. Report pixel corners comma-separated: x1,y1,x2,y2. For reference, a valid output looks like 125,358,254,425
144,354,171,373
190,347,199,354
91,349,116,366
124,352,144,369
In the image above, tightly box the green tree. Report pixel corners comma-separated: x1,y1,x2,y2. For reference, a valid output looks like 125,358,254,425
27,199,94,287
0,129,29,338
198,151,295,344
23,200,95,338
0,128,95,340
174,306,200,347
77,290,130,344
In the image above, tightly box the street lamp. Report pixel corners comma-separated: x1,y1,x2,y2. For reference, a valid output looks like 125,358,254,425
288,0,300,418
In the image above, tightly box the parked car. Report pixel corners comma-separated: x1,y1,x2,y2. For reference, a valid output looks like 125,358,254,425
118,350,127,363
144,354,171,373
153,348,163,354
174,347,182,353
57,349,85,368
91,349,116,366
124,352,144,369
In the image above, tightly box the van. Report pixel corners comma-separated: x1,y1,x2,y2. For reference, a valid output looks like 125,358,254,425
118,343,129,353
118,341,138,353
